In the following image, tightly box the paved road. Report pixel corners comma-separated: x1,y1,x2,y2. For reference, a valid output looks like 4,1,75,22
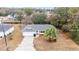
15,36,35,51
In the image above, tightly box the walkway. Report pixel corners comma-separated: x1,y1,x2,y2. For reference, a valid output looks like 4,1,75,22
15,36,35,51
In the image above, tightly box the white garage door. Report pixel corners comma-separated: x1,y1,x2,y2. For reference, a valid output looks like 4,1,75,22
23,32,36,37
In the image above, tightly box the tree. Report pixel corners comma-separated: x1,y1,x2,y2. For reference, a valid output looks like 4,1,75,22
24,8,33,16
70,22,78,37
69,22,79,44
15,15,23,23
50,14,60,28
32,13,47,24
62,24,71,32
50,7,79,44
51,7,79,29
44,28,57,42
52,7,70,28
15,10,24,23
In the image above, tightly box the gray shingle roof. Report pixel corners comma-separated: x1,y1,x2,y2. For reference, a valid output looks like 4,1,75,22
0,24,12,32
23,24,54,32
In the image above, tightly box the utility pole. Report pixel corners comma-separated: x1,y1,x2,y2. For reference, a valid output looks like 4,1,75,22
1,20,9,51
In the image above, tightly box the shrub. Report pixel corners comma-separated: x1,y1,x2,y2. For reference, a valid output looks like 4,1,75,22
69,23,79,44
62,24,71,32
44,27,57,42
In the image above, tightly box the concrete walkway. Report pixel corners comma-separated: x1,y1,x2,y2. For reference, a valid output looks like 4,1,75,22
15,36,35,51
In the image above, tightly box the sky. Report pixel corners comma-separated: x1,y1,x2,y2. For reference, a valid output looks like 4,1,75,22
0,0,79,7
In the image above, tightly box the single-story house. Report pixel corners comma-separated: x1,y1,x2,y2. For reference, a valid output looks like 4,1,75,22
23,24,54,37
0,24,14,38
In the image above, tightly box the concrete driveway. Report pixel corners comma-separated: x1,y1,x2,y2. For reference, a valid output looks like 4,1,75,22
15,36,35,51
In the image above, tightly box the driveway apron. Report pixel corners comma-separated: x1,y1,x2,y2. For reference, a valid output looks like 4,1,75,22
15,36,35,51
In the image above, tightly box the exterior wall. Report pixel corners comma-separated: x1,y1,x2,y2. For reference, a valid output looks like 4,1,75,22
23,31,44,37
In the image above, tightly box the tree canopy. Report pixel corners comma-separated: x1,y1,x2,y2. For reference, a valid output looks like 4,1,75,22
24,8,33,16
32,13,47,24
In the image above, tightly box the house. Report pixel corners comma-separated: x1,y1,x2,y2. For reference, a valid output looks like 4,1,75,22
0,16,8,23
22,24,54,37
0,24,14,38
0,15,15,24
0,15,14,21
7,15,14,20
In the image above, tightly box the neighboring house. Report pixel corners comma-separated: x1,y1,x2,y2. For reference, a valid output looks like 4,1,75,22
0,24,14,38
0,16,8,22
0,15,15,24
23,24,54,37
7,15,14,20
0,15,14,20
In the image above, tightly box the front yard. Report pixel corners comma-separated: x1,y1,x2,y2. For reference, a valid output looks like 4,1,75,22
33,31,79,51
0,24,79,51
0,24,22,51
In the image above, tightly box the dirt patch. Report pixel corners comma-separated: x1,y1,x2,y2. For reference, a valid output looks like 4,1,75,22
33,31,79,51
